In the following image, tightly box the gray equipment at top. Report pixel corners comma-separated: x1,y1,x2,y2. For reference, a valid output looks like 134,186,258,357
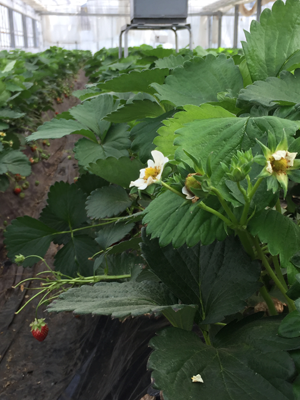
130,0,188,24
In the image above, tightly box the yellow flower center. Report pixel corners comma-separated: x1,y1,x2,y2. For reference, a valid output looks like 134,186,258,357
144,167,160,180
270,157,288,173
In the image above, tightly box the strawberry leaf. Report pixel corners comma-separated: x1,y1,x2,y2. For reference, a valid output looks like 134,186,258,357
74,123,131,167
27,94,119,142
238,69,300,108
96,68,169,95
0,149,31,176
86,185,132,219
95,222,135,250
4,216,55,267
39,181,87,232
54,235,98,277
88,156,144,188
47,280,193,320
242,0,300,82
248,209,300,266
131,109,176,163
141,233,260,324
148,315,300,400
151,54,243,107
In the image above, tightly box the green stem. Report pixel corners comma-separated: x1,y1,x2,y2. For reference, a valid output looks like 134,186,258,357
21,255,53,273
89,248,109,260
240,178,263,226
275,198,281,214
15,288,48,315
197,201,233,227
57,274,131,284
210,187,238,224
202,330,212,346
161,181,186,198
259,284,278,316
240,200,250,226
253,237,296,312
237,182,248,202
248,178,263,200
54,220,115,236
13,277,49,288
237,230,255,259
272,255,288,291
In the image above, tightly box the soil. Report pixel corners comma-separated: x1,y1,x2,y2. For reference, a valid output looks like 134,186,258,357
0,70,167,400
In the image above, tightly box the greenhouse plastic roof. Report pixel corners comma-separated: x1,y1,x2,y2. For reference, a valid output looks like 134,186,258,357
22,0,257,15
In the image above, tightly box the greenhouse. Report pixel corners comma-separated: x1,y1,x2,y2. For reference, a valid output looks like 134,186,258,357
1,0,300,399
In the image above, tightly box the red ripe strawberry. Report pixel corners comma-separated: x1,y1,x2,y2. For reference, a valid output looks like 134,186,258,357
30,318,49,342
55,112,59,115
64,94,68,98
13,187,22,195
15,173,22,181
30,145,37,152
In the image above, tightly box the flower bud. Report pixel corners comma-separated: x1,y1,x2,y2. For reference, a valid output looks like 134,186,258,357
222,150,253,182
15,254,25,264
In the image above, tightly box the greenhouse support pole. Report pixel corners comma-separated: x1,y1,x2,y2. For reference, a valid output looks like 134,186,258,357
233,5,239,48
218,12,222,48
257,0,262,21
8,8,15,48
208,16,212,47
33,19,38,48
171,28,179,53
22,14,28,48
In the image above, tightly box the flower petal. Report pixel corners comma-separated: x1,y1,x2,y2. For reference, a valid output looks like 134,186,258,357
147,160,155,168
266,161,273,174
286,151,297,167
139,169,146,178
191,374,204,383
182,186,195,200
272,150,287,160
129,178,148,190
151,150,165,165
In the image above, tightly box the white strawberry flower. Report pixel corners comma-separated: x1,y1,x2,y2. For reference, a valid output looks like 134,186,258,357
129,150,169,190
256,131,300,197
266,150,297,174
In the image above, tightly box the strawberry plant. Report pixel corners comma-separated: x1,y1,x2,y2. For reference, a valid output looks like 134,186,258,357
7,0,300,398
0,47,91,193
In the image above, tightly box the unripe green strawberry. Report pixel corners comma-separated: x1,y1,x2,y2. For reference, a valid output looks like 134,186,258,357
22,181,29,190
185,173,202,191
19,192,25,199
35,181,40,186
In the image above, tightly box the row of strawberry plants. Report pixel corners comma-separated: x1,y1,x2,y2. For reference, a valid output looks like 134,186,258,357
0,46,91,193
6,0,300,398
